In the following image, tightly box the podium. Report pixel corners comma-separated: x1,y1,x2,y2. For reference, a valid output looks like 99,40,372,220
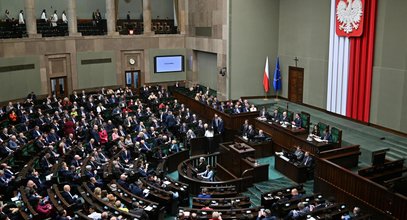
218,142,268,181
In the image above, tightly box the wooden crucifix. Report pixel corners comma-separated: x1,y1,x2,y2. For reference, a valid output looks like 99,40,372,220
294,57,299,67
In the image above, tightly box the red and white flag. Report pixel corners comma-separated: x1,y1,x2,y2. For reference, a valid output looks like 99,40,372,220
263,57,270,93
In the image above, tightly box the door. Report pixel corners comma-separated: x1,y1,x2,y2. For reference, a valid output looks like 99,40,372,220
50,77,68,98
125,71,140,90
288,66,304,103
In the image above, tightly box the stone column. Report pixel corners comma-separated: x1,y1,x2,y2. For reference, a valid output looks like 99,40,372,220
24,0,39,37
143,0,153,35
68,0,81,36
106,0,119,35
178,0,186,35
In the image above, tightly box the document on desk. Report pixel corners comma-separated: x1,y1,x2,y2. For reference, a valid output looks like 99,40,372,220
280,155,289,162
313,137,324,143
144,206,153,211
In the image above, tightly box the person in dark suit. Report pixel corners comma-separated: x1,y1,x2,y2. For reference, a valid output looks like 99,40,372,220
292,113,303,128
280,111,289,123
241,119,250,135
259,107,270,119
245,125,256,140
31,126,42,139
169,140,181,154
301,152,313,167
196,157,207,173
120,147,132,164
61,184,82,208
90,125,100,145
294,146,304,162
197,188,211,198
40,153,53,172
212,114,224,135
271,109,280,121
165,111,176,129
321,128,332,142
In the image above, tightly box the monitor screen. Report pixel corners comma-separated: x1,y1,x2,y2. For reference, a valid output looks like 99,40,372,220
154,55,184,73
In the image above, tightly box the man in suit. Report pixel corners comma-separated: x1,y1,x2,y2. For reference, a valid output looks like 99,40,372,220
280,111,289,123
40,152,54,172
196,157,207,173
70,155,82,168
245,125,256,140
292,113,303,128
61,184,82,208
32,126,42,139
212,114,224,135
294,146,304,162
120,147,132,164
241,119,249,135
259,107,270,119
165,111,176,130
301,152,313,167
139,140,152,154
7,135,20,150
169,140,181,154
271,109,280,121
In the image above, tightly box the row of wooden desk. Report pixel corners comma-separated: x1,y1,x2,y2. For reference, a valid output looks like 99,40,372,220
253,118,337,155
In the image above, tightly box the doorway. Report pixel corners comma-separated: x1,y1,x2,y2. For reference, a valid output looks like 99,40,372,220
50,77,68,98
288,66,304,104
125,71,141,90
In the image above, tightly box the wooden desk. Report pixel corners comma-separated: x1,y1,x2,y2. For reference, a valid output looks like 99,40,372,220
172,89,259,131
219,142,255,177
234,135,273,158
275,155,308,183
254,118,335,155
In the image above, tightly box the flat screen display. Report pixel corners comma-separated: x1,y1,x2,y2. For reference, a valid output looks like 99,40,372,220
154,55,184,73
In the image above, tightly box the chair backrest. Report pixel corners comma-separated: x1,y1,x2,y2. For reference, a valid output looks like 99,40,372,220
317,122,329,137
330,127,342,146
300,112,311,132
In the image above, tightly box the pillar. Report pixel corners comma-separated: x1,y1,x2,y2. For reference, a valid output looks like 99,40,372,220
68,0,81,36
143,0,153,35
24,0,39,37
106,0,119,35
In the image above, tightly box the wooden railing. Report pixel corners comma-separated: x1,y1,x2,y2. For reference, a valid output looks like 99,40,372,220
177,153,253,195
314,157,407,219
171,89,259,131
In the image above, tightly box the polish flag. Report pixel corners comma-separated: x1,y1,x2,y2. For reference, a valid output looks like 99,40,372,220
263,57,270,93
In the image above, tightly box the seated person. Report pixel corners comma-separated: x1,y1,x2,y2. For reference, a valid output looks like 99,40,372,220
341,206,362,220
61,184,83,208
292,113,303,128
257,208,277,220
197,165,214,181
321,128,332,142
254,129,267,141
280,111,289,124
300,151,313,167
290,188,303,200
285,202,309,219
271,109,280,121
169,140,181,153
311,125,319,136
197,188,211,198
259,107,270,119
293,146,304,162
196,157,207,173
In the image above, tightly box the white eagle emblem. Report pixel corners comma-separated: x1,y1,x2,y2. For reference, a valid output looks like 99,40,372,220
336,0,363,34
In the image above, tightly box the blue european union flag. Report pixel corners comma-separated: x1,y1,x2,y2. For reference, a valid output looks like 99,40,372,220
273,57,281,91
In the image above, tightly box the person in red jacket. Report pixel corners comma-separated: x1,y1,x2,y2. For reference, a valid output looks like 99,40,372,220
8,110,18,124
63,119,75,136
99,127,108,144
